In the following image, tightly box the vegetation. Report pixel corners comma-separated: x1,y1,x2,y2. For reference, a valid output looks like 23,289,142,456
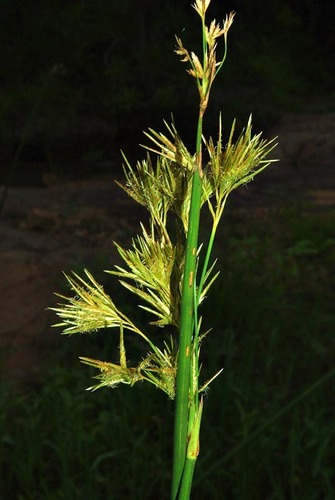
1,206,334,499
48,1,278,496
1,1,334,498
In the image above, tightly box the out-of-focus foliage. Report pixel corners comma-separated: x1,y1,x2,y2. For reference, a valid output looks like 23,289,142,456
0,0,333,171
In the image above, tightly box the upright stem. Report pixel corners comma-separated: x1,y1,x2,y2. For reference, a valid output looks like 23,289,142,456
171,114,203,499
171,4,233,496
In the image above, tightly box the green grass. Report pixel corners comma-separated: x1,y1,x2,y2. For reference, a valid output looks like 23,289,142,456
1,206,334,499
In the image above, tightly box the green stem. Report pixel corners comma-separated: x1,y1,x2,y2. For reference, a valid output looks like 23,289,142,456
171,114,203,499
177,458,197,499
197,196,228,304
171,6,229,497
178,395,203,498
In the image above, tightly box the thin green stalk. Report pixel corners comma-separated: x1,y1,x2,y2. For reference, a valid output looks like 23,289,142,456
171,115,203,499
178,459,197,499
178,397,203,498
176,287,203,497
172,3,234,495
197,196,228,304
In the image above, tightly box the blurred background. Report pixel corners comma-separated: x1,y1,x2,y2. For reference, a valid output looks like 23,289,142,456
0,0,334,184
0,1,334,499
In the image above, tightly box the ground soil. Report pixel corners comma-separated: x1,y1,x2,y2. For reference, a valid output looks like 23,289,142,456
0,110,334,387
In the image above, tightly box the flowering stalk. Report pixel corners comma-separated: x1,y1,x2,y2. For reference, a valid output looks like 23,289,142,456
50,1,277,498
172,3,235,498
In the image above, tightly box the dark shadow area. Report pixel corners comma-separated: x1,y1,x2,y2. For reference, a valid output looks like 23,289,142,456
0,0,334,185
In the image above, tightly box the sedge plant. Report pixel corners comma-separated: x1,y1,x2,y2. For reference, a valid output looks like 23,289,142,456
51,1,278,498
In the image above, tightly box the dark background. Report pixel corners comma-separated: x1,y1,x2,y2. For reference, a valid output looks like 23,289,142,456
1,3,334,498
1,0,334,183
